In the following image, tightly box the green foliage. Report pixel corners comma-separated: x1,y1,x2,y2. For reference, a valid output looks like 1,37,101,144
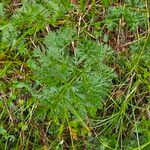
0,0,149,149
102,0,110,7
105,3,146,31
0,0,71,50
29,27,115,121
0,3,5,18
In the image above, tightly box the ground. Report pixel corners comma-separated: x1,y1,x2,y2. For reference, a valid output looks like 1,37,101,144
0,0,150,149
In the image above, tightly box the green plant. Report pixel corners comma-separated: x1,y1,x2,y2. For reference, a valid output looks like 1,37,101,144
0,0,150,149
27,27,115,146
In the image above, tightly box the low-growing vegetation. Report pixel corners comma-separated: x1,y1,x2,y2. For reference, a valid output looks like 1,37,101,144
0,0,150,149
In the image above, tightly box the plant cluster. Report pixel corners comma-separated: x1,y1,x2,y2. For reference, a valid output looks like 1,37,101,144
0,0,150,149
